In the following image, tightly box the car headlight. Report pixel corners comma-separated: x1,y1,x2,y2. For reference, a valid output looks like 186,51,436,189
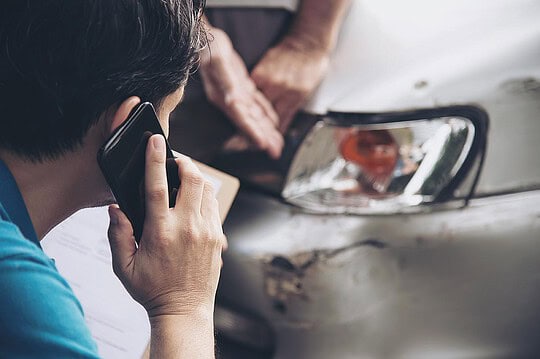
282,106,488,214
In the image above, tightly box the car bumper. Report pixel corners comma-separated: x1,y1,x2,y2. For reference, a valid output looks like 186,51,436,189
217,189,540,358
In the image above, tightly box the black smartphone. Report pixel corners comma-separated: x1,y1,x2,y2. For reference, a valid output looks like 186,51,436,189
97,102,180,242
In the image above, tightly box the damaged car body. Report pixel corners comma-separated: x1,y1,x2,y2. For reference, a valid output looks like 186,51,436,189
170,0,540,357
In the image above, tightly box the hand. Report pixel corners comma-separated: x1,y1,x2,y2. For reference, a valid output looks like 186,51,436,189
107,135,225,318
200,26,284,159
251,35,331,132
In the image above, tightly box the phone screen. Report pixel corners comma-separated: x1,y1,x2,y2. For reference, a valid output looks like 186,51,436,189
97,102,179,242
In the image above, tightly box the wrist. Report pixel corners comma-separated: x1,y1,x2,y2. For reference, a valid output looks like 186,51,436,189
149,307,214,328
200,26,232,69
145,293,215,319
279,33,333,57
286,0,351,54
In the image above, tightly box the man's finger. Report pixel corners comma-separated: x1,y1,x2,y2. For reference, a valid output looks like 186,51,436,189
258,115,284,159
267,130,285,159
174,154,205,216
253,90,279,126
145,135,169,223
107,205,136,278
200,181,220,228
225,95,284,158
228,101,269,151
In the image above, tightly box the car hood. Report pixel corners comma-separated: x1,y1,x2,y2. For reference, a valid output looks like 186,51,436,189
307,0,540,114
304,0,540,196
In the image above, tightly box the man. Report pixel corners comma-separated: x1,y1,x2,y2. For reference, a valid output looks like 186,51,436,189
0,1,224,358
170,0,351,160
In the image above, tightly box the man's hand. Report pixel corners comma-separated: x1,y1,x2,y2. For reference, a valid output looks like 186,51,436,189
107,134,223,357
251,0,351,132
200,26,284,159
250,35,330,132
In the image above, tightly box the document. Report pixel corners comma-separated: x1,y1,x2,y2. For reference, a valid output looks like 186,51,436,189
42,161,239,358
42,206,150,359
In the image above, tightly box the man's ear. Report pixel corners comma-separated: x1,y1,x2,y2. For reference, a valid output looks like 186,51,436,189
108,96,141,134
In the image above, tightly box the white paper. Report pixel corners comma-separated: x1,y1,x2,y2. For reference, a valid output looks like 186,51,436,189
42,207,150,359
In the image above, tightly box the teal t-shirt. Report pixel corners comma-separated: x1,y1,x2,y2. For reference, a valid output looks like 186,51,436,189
0,160,99,358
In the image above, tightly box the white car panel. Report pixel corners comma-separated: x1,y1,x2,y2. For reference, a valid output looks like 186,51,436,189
304,0,540,196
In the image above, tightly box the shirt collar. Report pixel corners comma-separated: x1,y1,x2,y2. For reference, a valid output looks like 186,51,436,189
0,159,39,245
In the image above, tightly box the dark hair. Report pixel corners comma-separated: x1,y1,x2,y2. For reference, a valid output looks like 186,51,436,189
0,0,206,161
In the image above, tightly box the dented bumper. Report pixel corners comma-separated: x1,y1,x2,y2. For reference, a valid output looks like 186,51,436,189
217,188,540,358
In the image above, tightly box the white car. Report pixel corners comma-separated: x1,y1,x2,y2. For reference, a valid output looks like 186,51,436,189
177,0,540,358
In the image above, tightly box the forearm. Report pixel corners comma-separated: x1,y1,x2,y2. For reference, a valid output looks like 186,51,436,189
287,0,351,52
148,310,215,359
200,15,213,67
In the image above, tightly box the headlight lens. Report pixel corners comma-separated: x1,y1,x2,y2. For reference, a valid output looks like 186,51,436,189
282,117,476,214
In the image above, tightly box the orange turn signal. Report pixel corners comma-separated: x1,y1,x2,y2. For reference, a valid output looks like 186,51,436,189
340,130,398,177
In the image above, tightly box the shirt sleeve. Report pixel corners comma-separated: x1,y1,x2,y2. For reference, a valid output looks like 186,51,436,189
0,222,100,359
